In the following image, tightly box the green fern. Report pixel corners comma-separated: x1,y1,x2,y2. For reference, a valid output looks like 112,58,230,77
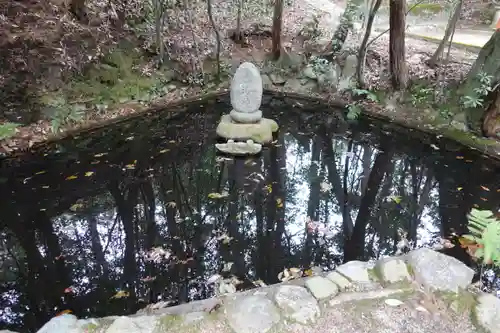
464,209,500,266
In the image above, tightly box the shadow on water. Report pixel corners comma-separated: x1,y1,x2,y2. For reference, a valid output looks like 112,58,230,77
1,93,500,332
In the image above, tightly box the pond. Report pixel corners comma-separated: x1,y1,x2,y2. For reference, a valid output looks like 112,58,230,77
1,93,499,332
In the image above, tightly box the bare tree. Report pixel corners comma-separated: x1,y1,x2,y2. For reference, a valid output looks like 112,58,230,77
153,0,168,66
389,0,407,90
356,0,383,87
271,0,284,59
235,0,244,43
206,0,222,79
427,0,463,68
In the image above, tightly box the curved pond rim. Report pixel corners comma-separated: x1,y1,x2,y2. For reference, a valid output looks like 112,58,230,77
3,90,499,162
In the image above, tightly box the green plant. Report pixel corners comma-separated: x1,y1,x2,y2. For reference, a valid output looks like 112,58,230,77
42,95,85,133
463,208,500,267
0,123,20,140
409,85,434,106
352,88,378,102
461,71,494,108
347,104,362,120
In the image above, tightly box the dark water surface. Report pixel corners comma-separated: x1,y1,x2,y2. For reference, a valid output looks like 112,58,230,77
1,93,500,332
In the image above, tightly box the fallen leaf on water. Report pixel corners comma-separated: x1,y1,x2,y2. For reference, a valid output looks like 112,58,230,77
208,192,229,199
84,171,94,177
385,299,404,306
253,279,267,287
140,276,157,282
265,185,272,193
111,290,130,299
303,269,313,276
276,198,283,208
35,171,46,175
124,164,136,170
159,149,170,154
430,144,440,150
169,140,177,143
66,175,78,180
42,185,50,189
94,153,107,157
390,195,402,204
456,156,464,160
70,203,84,212
480,197,488,202
125,136,134,141
457,187,463,191
480,186,490,191
55,310,72,316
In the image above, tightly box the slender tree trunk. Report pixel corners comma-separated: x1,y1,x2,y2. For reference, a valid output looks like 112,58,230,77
389,0,407,90
235,0,243,42
206,0,222,79
357,0,383,87
344,148,393,262
271,0,284,60
427,0,463,67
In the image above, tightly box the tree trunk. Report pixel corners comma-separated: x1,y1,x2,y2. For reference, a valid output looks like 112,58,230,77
235,0,243,43
271,0,284,60
70,0,88,22
206,0,222,79
344,148,394,262
427,0,463,68
357,0,383,87
460,31,500,132
331,0,364,53
389,0,407,90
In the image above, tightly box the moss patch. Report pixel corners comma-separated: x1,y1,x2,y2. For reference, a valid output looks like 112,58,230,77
156,314,184,332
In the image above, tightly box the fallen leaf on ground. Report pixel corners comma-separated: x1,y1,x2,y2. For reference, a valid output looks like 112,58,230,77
385,299,404,306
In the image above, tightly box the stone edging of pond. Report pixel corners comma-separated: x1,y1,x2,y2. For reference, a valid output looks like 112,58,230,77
4,89,500,163
31,248,500,333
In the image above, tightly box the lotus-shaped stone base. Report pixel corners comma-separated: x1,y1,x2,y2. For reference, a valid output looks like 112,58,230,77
215,139,262,155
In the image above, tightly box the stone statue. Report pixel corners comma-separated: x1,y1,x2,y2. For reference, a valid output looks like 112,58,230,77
216,62,279,155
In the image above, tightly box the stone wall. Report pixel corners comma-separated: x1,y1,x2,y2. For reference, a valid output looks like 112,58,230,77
29,248,500,333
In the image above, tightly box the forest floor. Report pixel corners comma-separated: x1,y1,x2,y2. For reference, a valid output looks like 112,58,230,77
0,0,497,156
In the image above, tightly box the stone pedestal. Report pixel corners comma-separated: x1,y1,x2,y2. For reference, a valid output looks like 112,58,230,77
215,62,279,155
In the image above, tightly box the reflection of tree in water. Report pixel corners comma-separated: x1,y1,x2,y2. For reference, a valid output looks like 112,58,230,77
1,97,500,332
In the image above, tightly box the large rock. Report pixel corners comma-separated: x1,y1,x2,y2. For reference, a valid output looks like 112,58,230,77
230,62,263,113
225,295,281,333
36,314,80,333
406,248,474,292
105,316,159,333
475,293,500,333
274,285,320,325
374,258,411,283
336,261,371,283
216,114,278,144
